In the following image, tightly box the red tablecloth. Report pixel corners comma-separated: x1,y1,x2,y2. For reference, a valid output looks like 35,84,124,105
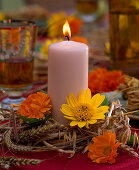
1,122,139,170
0,103,139,170
0,149,139,170
0,121,139,170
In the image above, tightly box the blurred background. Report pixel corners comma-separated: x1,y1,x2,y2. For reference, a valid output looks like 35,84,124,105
0,0,109,83
0,0,139,117
0,0,106,12
0,0,139,95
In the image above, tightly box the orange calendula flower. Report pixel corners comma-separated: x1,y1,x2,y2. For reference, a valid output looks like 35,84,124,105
71,36,88,45
89,68,124,93
88,131,120,164
18,92,52,119
68,17,82,35
48,12,82,38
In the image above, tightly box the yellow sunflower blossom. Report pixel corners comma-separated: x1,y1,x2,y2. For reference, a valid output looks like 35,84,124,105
48,12,66,38
0,11,5,20
61,88,109,128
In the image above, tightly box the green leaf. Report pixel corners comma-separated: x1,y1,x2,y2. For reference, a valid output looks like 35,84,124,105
20,116,39,124
20,116,44,124
101,97,109,118
127,134,134,145
101,97,109,106
40,90,47,94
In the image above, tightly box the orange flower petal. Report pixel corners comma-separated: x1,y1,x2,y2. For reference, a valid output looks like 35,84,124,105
88,68,124,93
40,108,50,113
18,92,52,119
88,131,119,164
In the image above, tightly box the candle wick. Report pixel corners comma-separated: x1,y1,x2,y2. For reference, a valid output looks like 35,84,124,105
65,36,70,41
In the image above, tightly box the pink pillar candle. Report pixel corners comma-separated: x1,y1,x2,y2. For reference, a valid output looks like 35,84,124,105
48,40,88,124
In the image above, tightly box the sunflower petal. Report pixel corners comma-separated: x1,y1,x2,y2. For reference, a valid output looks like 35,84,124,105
91,114,105,120
91,94,105,107
84,88,91,103
70,121,78,126
90,94,100,105
66,97,70,105
78,89,84,103
78,121,86,128
96,106,109,114
64,116,76,120
61,104,74,116
88,119,97,124
69,94,78,107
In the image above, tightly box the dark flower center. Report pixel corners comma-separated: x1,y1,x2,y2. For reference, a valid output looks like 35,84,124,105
103,146,112,156
74,104,92,121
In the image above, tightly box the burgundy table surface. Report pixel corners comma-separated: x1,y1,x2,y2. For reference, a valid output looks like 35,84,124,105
0,89,139,170
0,121,139,170
0,148,139,170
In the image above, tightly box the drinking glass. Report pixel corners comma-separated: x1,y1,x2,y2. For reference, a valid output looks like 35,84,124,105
109,0,139,78
75,0,98,22
0,20,38,108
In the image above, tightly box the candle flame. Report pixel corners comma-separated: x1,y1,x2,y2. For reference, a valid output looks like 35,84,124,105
63,20,71,38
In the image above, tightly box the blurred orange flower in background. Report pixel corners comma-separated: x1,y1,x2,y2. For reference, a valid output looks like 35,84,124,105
18,92,52,119
69,17,82,35
71,36,88,45
88,68,124,93
48,12,82,38
88,131,120,164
